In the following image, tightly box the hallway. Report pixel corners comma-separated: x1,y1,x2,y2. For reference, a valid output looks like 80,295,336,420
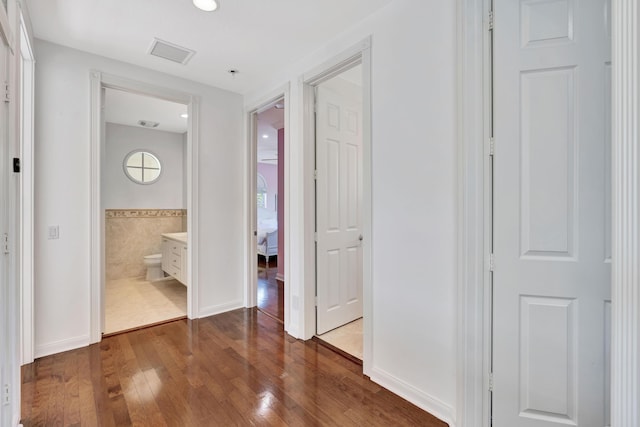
20,309,445,426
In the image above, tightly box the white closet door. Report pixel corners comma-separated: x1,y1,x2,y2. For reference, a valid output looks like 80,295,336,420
315,81,363,335
492,0,612,426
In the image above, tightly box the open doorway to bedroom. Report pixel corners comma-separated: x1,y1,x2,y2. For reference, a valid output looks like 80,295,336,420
255,101,285,322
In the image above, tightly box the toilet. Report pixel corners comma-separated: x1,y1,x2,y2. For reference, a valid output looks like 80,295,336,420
143,253,164,281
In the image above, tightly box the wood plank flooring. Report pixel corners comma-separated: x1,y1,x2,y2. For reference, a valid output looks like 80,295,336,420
21,308,447,427
257,264,284,322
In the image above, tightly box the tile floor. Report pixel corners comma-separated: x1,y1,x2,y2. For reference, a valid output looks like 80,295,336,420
104,276,187,335
317,318,363,360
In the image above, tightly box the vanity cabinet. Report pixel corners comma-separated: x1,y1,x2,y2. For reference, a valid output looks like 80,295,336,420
161,234,187,286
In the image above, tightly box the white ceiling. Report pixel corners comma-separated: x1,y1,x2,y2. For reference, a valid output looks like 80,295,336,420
104,88,188,133
25,0,393,94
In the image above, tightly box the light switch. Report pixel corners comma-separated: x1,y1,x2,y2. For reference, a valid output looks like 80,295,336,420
48,226,59,240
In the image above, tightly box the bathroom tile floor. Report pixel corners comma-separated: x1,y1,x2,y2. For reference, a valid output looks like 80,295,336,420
104,277,187,335
317,318,363,360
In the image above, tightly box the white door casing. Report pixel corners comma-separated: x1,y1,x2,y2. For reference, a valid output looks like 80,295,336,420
492,1,611,426
0,26,10,427
315,77,363,335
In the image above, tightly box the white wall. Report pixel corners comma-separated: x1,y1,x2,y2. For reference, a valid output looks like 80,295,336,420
245,1,458,424
34,40,245,357
104,123,185,209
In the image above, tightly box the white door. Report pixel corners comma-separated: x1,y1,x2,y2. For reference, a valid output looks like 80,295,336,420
315,75,363,335
493,1,611,426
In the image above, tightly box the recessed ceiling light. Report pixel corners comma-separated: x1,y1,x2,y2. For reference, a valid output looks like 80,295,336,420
193,0,218,11
262,134,269,139
181,113,188,118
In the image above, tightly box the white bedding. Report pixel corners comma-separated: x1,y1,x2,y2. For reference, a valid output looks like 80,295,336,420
257,207,277,243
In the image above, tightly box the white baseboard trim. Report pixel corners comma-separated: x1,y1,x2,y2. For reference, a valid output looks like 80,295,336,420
285,323,300,339
197,300,244,319
370,366,456,427
275,273,285,282
34,335,91,359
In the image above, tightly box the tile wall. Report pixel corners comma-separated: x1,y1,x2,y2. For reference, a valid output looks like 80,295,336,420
105,209,186,280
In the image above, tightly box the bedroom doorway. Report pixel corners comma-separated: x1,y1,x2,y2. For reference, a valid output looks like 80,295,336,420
314,63,364,361
254,99,286,323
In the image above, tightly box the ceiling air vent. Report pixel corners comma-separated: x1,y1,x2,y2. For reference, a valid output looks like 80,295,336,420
147,38,195,65
138,120,160,128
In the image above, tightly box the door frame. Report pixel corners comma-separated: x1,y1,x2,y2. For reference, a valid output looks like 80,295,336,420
300,38,372,371
244,85,290,329
18,5,35,365
457,0,640,426
89,72,200,342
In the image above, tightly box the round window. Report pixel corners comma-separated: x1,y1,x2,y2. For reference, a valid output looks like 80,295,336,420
123,150,162,184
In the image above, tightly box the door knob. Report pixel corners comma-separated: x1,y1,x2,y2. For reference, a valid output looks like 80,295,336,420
359,234,363,241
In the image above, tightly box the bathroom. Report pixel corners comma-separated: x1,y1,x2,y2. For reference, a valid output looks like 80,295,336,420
102,87,189,335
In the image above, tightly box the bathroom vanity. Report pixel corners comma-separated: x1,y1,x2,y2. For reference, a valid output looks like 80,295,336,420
161,232,187,286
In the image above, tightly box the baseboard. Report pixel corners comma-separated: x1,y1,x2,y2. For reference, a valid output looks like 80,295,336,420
285,323,300,339
197,300,244,319
370,366,456,427
34,335,91,359
275,273,285,282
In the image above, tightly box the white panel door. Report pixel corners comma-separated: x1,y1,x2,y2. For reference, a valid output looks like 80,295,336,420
316,81,363,335
493,1,611,426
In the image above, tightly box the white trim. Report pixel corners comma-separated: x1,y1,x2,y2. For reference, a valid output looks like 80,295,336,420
18,9,34,365
611,0,640,424
34,335,91,359
186,96,199,319
457,0,492,426
89,71,102,343
198,300,244,319
370,367,456,427
89,72,199,343
299,39,373,375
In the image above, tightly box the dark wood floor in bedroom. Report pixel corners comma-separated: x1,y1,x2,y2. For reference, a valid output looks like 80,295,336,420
257,256,284,322
20,308,447,427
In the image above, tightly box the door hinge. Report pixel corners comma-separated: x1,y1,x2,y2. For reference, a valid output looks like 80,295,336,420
489,253,495,272
314,169,318,180
315,296,318,306
489,137,495,157
3,234,8,254
488,373,494,392
488,10,495,31
2,383,9,405
314,232,318,242
3,81,9,103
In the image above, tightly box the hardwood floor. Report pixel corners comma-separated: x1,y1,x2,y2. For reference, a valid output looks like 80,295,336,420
257,256,284,322
21,309,447,427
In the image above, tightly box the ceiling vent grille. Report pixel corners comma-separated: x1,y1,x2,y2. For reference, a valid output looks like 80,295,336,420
148,38,195,65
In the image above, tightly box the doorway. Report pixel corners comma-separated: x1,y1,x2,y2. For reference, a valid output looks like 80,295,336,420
256,101,285,322
313,63,364,361
101,88,189,335
89,72,199,343
490,1,611,425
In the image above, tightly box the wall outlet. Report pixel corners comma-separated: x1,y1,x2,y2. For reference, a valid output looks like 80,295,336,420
48,225,59,240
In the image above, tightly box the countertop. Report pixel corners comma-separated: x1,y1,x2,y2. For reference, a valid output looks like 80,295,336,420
161,232,187,244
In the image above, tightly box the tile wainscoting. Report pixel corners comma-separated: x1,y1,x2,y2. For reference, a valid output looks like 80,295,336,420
105,209,186,280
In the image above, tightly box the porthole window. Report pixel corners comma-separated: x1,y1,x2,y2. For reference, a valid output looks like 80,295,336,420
123,150,162,184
